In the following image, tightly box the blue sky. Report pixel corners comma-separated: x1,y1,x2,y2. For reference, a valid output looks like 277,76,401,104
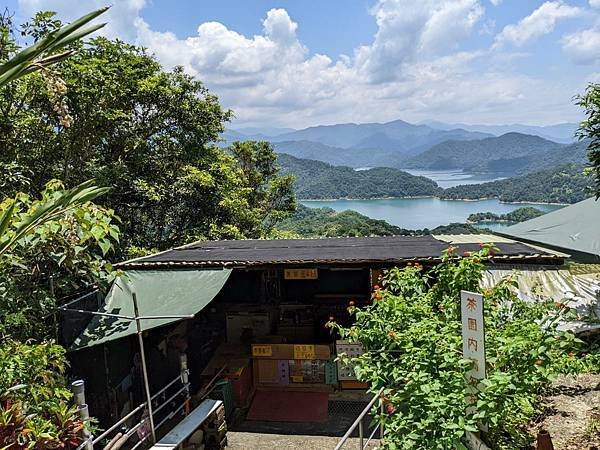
7,1,600,128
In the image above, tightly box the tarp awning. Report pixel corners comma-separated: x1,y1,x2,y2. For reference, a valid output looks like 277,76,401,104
498,197,600,262
72,269,231,350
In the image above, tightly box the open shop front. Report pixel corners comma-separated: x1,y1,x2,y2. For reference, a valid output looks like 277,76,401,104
69,263,382,441
199,265,377,422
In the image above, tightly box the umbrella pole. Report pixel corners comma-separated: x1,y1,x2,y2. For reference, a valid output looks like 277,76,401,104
132,292,157,444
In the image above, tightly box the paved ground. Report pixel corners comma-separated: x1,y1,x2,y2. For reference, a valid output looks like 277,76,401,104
226,431,379,449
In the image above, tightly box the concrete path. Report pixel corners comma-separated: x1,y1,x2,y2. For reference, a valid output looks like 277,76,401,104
227,431,378,449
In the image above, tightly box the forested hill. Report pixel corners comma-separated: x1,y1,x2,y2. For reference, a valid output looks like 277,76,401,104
441,164,592,204
277,205,481,237
277,153,441,199
403,132,564,172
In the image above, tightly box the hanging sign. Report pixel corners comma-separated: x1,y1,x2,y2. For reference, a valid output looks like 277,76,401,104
284,268,318,280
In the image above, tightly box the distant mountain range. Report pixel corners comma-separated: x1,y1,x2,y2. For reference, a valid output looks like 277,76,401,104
423,121,578,144
222,119,492,167
223,119,585,173
273,140,399,168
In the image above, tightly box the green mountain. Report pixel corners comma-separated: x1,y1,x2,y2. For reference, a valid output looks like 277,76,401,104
442,164,593,204
515,140,590,174
278,153,441,199
277,205,481,238
403,132,564,172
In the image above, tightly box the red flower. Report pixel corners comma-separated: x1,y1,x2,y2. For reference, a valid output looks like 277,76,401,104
463,251,471,257
386,404,396,414
447,246,455,254
374,293,382,300
373,284,380,290
348,300,355,306
388,330,397,338
328,315,335,321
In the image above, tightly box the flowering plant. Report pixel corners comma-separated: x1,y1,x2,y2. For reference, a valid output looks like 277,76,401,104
333,246,591,449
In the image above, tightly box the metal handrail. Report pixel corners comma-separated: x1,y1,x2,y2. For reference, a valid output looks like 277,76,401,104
334,387,385,450
80,373,190,449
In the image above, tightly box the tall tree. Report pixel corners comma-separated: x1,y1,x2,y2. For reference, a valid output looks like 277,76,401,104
577,83,600,197
0,15,295,252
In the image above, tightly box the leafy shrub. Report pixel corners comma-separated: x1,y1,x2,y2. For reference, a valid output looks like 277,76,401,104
333,246,586,449
0,340,85,449
0,180,119,341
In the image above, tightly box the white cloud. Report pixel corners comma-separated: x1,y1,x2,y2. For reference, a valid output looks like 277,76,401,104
493,1,582,48
562,28,600,64
590,0,600,8
354,0,484,82
490,0,503,5
14,0,587,127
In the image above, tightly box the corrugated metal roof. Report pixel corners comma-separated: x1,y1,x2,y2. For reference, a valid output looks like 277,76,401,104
481,264,600,334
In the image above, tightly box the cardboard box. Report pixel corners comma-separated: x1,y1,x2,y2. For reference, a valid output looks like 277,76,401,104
253,359,280,384
251,343,330,360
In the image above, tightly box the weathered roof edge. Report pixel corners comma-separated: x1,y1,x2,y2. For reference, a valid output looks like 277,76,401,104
116,253,562,270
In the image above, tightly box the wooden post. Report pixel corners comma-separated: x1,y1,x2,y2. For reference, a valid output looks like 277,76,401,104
537,429,554,450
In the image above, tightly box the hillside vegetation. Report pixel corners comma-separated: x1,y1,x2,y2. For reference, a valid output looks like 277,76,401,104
278,153,441,199
467,207,545,223
404,133,563,172
442,164,592,203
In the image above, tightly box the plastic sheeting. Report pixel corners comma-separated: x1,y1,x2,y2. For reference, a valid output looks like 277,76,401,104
481,265,600,333
72,269,231,350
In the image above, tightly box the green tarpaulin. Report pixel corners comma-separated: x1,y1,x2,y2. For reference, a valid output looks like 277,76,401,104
72,269,231,350
498,197,600,262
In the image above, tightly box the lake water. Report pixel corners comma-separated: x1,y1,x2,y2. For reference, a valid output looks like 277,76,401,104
401,169,508,188
354,168,508,188
301,197,564,231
